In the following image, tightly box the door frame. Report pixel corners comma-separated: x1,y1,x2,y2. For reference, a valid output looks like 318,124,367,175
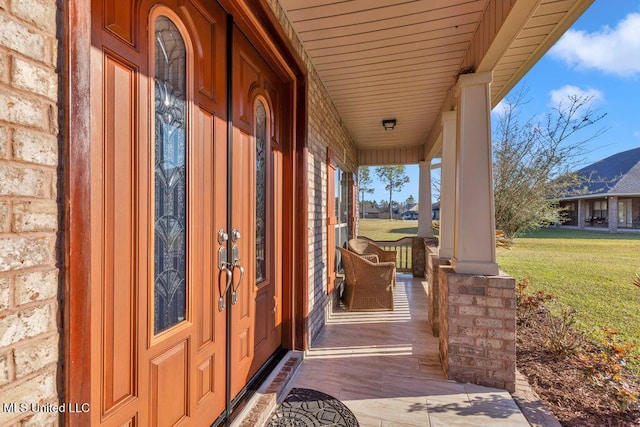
64,0,308,425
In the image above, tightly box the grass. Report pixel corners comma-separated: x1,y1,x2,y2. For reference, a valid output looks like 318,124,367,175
358,218,418,241
357,219,421,270
497,228,640,373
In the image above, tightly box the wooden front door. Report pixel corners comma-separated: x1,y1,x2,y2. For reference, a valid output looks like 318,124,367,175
229,26,284,398
89,1,284,425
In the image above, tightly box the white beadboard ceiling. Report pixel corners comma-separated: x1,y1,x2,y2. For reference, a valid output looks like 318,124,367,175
278,0,593,159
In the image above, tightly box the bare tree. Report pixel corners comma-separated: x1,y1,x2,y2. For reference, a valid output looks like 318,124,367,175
375,165,410,219
493,87,607,238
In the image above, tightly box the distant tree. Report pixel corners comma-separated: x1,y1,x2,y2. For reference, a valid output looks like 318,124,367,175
493,87,607,238
405,195,416,206
375,165,410,219
358,166,375,218
431,176,440,203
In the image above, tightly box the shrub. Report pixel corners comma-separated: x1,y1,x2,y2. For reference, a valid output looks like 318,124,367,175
577,327,640,410
542,305,583,356
515,277,557,325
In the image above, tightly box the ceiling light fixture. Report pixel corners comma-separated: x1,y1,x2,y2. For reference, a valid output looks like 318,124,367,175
382,119,397,131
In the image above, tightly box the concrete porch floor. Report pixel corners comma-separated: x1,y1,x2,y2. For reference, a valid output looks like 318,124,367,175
283,273,530,426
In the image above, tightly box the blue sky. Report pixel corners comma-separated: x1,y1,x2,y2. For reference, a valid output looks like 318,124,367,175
367,0,640,205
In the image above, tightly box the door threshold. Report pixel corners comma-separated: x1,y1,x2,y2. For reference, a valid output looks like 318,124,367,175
230,351,303,427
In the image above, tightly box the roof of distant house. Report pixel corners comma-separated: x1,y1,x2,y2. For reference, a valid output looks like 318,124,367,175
572,147,640,196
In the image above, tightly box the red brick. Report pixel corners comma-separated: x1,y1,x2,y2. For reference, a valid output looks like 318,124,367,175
487,307,515,320
449,336,476,346
458,305,487,316
455,326,486,338
476,338,504,349
486,328,513,340
475,317,504,328
449,294,475,305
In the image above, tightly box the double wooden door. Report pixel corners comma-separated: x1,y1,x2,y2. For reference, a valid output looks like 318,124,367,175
90,0,284,425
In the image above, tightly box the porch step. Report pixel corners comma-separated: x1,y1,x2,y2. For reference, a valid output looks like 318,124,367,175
231,351,303,427
512,369,562,427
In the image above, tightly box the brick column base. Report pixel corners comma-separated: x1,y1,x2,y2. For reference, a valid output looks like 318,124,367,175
412,237,427,277
412,237,438,278
427,249,449,337
438,265,516,392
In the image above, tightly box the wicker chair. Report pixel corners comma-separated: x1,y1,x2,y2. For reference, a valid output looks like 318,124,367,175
337,247,395,311
348,238,397,263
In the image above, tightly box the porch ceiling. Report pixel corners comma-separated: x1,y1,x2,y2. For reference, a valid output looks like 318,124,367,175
278,0,594,162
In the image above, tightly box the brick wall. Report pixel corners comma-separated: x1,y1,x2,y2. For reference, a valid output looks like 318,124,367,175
0,0,62,425
265,0,359,345
426,249,449,337
438,266,516,392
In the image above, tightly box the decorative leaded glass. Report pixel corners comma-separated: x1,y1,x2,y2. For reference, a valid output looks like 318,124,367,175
153,16,187,334
255,101,267,283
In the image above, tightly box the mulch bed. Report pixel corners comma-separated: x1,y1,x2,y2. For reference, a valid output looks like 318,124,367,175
517,311,640,426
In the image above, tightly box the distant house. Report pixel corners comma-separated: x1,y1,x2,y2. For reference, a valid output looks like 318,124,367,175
362,205,383,219
399,202,440,220
557,147,640,232
432,201,440,220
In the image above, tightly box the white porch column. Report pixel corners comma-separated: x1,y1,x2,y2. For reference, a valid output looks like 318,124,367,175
608,196,618,233
451,72,499,276
438,111,456,259
417,161,433,237
577,199,585,229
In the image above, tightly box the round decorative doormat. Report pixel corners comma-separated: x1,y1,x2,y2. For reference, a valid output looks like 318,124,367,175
266,388,359,426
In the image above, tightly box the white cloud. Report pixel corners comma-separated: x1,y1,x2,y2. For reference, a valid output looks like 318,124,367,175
548,85,603,108
550,13,640,77
491,100,509,116
634,131,640,138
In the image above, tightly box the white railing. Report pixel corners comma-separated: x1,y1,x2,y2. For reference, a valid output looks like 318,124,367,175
356,236,414,272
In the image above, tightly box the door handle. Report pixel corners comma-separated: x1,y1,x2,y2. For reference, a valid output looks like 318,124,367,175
217,239,233,311
230,234,244,305
231,262,244,305
218,265,233,311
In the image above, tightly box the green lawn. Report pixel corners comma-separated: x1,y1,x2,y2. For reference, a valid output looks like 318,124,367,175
358,218,418,241
357,219,419,269
497,228,640,372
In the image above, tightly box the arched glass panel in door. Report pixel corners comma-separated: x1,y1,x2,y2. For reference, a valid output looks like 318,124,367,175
153,16,187,334
255,100,267,284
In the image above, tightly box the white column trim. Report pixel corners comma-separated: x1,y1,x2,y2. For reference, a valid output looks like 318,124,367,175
438,110,456,259
577,199,584,229
451,71,499,276
417,161,433,238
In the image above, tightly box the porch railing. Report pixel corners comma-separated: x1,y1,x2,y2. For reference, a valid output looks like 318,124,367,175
356,236,413,272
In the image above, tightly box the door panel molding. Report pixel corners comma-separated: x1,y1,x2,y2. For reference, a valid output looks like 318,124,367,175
149,340,189,426
103,0,136,45
101,52,138,416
